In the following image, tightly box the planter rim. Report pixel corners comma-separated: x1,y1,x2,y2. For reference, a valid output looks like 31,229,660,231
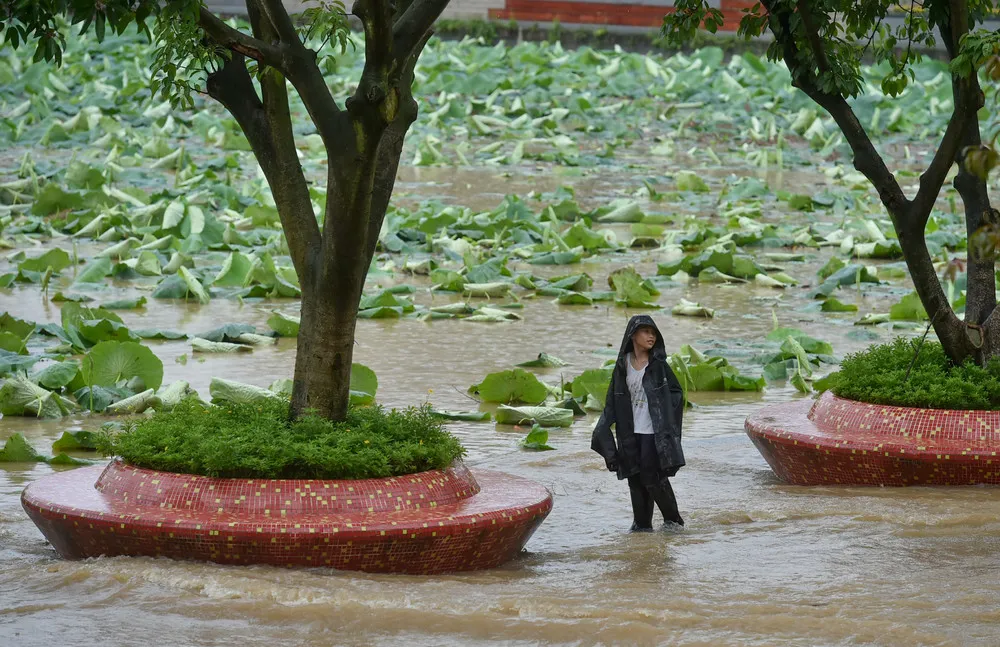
21,464,554,572
821,391,1000,415
95,458,480,515
744,393,1000,486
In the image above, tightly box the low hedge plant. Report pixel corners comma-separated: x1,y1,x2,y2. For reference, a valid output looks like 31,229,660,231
820,338,1000,410
97,398,467,480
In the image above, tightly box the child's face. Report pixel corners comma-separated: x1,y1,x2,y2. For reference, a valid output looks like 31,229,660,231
632,326,657,351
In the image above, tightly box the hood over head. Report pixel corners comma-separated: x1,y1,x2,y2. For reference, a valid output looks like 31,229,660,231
616,314,667,366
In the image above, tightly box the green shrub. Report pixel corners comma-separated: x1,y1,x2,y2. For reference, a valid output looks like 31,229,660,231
97,398,467,479
822,338,1000,410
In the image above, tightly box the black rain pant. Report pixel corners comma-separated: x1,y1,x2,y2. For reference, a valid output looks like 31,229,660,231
627,433,684,528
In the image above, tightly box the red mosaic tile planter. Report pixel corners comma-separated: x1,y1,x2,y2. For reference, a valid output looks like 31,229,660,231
746,392,1000,486
21,460,552,573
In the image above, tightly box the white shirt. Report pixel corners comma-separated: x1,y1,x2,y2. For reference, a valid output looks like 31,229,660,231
626,353,654,435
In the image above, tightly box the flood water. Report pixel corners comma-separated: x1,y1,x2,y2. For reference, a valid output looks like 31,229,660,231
3,159,1000,647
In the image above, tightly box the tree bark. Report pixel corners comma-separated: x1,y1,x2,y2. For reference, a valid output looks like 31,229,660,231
291,290,358,420
937,11,996,332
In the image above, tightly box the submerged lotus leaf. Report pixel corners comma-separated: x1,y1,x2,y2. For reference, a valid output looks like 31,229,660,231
496,405,573,427
350,363,378,406
790,370,812,393
672,298,714,317
527,250,583,265
0,331,27,354
48,453,97,466
463,282,512,298
213,251,257,287
75,256,111,289
0,313,36,340
210,377,282,404
766,328,833,355
105,388,161,415
79,340,163,391
196,323,256,343
469,368,548,404
889,291,928,321
0,433,48,462
517,352,569,368
430,409,491,422
33,360,79,389
548,273,594,291
73,385,132,412
133,329,187,340
267,311,300,337
556,292,593,305
18,248,72,274
562,222,616,250
821,297,858,312
430,268,466,291
465,306,522,322
31,183,84,215
78,317,139,345
429,302,476,315
0,375,73,418
569,368,613,408
608,267,660,308
519,425,555,451
780,336,814,377
191,337,253,353
51,430,99,452
675,171,710,193
157,380,197,410
100,296,148,310
178,266,211,304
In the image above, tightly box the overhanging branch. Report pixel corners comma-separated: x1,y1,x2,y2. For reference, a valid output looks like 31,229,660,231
198,7,282,66
393,0,450,62
911,0,982,224
761,0,910,220
257,0,299,43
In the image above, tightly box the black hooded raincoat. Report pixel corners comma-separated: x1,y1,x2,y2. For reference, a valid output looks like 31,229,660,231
591,315,686,483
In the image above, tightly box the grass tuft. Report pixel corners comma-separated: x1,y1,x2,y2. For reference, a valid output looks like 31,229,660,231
97,398,467,480
822,338,1000,410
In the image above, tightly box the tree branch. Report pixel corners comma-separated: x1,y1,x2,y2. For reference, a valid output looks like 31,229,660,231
795,0,830,73
256,0,299,43
912,0,983,224
245,2,323,283
198,7,282,66
393,0,450,62
357,0,394,67
364,32,429,261
762,0,909,220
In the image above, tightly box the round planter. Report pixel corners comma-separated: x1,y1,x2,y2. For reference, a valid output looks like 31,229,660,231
745,391,1000,486
21,460,552,573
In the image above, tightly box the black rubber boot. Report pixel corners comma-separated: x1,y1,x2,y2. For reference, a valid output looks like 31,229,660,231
628,478,654,531
651,480,684,527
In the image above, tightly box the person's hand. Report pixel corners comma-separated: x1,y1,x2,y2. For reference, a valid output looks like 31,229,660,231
606,456,619,472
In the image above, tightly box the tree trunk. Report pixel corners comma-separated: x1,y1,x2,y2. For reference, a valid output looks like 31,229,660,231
290,289,360,420
954,122,996,330
202,0,451,421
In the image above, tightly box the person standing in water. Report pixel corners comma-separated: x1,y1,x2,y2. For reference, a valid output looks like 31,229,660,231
591,314,686,531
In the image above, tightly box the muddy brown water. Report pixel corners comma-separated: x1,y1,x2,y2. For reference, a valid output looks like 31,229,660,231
3,161,1000,647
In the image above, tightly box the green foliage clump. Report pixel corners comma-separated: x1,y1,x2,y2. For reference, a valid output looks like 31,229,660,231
823,339,1000,410
97,399,466,479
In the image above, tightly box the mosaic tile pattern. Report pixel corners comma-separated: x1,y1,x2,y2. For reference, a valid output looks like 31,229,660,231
745,392,1000,486
22,461,553,574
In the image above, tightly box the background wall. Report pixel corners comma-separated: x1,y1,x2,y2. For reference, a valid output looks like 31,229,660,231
206,1,753,31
